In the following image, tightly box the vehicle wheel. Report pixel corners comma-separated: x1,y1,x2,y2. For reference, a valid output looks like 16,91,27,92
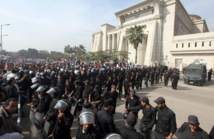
199,82,203,86
187,80,189,84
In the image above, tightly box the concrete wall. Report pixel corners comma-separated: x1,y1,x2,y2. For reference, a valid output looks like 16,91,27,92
171,32,214,69
101,24,115,51
91,32,102,52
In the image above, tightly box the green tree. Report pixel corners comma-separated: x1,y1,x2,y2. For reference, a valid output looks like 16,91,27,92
17,49,28,58
64,44,72,54
38,50,50,59
64,44,87,60
28,48,39,58
127,25,145,64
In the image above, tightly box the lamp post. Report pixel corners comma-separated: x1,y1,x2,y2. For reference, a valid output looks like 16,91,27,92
0,24,10,51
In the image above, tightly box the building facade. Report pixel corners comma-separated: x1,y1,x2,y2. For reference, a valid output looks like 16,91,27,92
91,0,214,69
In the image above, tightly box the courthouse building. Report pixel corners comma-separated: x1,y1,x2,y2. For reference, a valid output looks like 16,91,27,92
91,0,214,69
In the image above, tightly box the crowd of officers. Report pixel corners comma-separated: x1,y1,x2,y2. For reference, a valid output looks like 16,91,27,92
0,62,213,139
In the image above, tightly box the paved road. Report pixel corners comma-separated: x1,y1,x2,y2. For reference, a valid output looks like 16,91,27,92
116,80,214,133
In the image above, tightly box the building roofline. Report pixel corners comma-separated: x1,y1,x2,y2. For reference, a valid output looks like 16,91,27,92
203,20,209,32
101,23,116,28
92,31,102,35
115,0,150,16
176,0,194,25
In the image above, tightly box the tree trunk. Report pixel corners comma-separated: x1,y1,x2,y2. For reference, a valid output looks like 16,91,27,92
135,47,137,64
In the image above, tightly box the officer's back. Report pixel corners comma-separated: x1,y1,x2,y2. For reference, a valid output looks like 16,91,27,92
120,112,143,139
154,97,177,139
96,99,116,138
176,115,209,139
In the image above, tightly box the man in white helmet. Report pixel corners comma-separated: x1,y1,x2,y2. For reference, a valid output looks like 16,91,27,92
4,73,18,99
51,100,73,139
76,110,98,139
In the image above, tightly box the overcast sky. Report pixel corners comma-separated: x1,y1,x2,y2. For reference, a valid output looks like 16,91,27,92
0,0,214,52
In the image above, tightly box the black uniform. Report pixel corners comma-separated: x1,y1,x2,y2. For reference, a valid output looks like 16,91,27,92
208,69,213,81
171,72,179,89
164,71,170,87
4,84,18,99
125,95,140,115
154,106,177,139
209,126,214,139
45,98,58,136
37,94,52,114
104,91,118,114
96,109,116,138
120,126,143,139
176,122,209,139
140,105,156,139
52,110,74,139
118,72,124,98
76,127,98,139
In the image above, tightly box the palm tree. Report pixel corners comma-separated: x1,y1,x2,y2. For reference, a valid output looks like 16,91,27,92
127,25,145,64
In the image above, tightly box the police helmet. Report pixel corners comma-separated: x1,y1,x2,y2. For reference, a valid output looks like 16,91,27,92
79,111,95,125
105,133,122,139
36,85,47,93
46,87,57,97
31,77,38,84
6,73,17,81
31,83,39,90
54,100,68,111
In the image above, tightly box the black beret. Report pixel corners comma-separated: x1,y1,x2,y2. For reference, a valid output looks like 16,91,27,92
154,97,165,104
140,96,149,104
188,115,199,125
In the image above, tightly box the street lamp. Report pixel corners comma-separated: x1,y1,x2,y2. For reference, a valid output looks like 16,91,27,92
0,24,10,51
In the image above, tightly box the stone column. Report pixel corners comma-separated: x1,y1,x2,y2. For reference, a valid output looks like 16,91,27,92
107,34,111,51
144,21,157,66
110,34,112,51
112,34,115,51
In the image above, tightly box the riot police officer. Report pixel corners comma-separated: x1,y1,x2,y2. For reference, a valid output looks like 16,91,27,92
125,88,140,116
120,112,143,139
208,68,213,81
154,97,177,139
76,110,98,139
176,115,209,139
164,71,170,87
96,99,117,138
52,100,74,139
171,69,179,90
139,96,156,139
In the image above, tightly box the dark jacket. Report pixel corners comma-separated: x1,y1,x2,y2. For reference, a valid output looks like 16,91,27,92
176,122,209,139
125,95,140,110
96,109,116,138
37,94,52,114
76,127,98,139
53,110,74,139
140,105,156,132
120,126,143,139
209,126,214,139
155,106,177,137
0,106,21,136
4,84,18,99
